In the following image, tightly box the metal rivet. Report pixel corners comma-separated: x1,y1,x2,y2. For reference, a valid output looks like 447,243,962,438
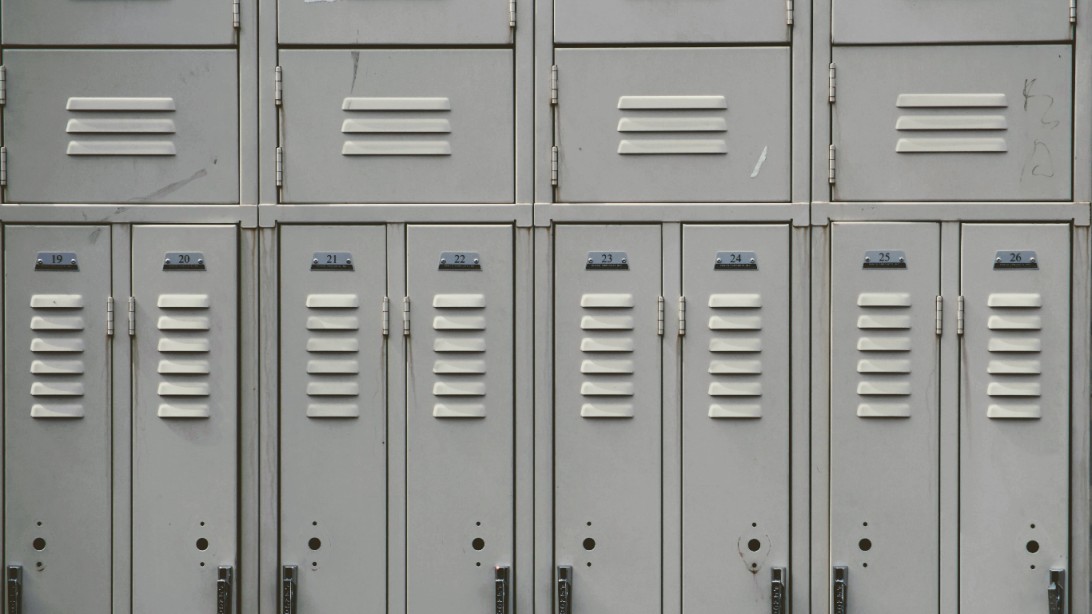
197,259,204,265
996,257,1002,263
312,259,319,265
864,257,871,263
749,258,756,264
587,258,594,264
164,258,171,265
346,259,352,265
36,259,43,265
716,258,722,264
1030,257,1037,264
440,259,447,265
621,258,627,264
898,257,905,263
473,258,479,265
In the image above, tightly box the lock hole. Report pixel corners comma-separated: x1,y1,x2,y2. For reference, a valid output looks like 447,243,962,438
859,538,872,552
32,538,46,551
309,538,322,551
583,538,596,551
747,539,761,552
472,538,485,551
196,538,209,551
1026,540,1040,554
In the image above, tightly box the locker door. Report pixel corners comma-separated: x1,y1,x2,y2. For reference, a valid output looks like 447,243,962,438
278,0,510,45
555,49,790,204
554,0,788,44
554,225,662,614
829,223,941,613
279,226,387,611
131,226,238,614
833,0,1070,44
831,45,1072,202
2,50,239,205
279,50,513,204
3,0,234,45
960,224,1070,614
3,226,112,613
405,226,514,613
680,225,790,612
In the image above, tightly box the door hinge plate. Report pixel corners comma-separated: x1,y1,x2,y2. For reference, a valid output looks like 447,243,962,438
381,296,390,336
828,63,836,103
275,147,284,188
107,296,115,337
232,0,241,29
281,565,298,614
402,297,411,336
1071,0,1077,23
509,0,516,28
833,566,848,614
495,566,511,614
828,145,836,185
1048,568,1066,614
956,295,965,336
217,566,234,614
771,568,787,614
557,566,573,614
0,147,7,188
677,296,686,336
551,146,559,187
274,66,283,106
935,296,943,336
657,296,665,336
7,565,22,614
0,66,7,106
127,297,136,337
786,0,794,25
550,65,558,105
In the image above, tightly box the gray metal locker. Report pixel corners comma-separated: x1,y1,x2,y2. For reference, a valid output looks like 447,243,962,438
829,223,941,613
2,51,239,204
405,226,515,612
279,226,388,612
553,225,662,614
131,225,238,614
832,0,1071,44
3,226,113,614
681,225,791,612
553,0,789,44
554,48,790,203
278,50,513,204
2,0,235,45
278,0,511,45
831,45,1072,202
960,224,1070,614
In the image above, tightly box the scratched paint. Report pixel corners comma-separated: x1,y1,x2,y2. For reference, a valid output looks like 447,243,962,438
750,146,769,178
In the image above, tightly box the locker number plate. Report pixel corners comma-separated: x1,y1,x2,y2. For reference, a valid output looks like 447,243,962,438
438,252,481,271
863,250,907,269
714,251,758,270
586,251,629,270
311,252,354,271
35,252,78,271
994,250,1038,270
163,252,206,271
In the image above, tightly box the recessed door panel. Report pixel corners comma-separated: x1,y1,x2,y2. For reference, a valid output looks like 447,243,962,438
405,225,514,613
554,0,788,44
554,225,662,614
681,225,791,612
3,0,235,45
831,45,1072,202
131,225,238,614
833,0,1071,43
960,224,1070,614
830,223,941,613
279,226,388,612
4,226,112,614
279,0,511,45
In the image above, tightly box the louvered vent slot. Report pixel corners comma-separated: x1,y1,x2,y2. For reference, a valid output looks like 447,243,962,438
579,293,636,418
985,293,1043,419
303,294,361,418
855,292,913,418
707,293,763,418
894,93,1008,154
28,294,87,419
65,97,177,157
432,294,487,418
341,97,453,156
616,96,728,156
156,294,212,419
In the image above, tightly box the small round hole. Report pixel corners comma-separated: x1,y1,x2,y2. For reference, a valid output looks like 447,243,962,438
586,562,592,567
312,521,318,526
747,539,761,552
586,522,592,527
751,523,757,528
200,522,205,527
1026,540,1040,554
859,538,872,552
751,563,757,569
863,522,868,527
312,562,317,567
309,538,322,551
862,563,868,568
1030,524,1036,529
34,562,42,569
200,562,206,567
36,522,42,527
196,538,209,551
583,538,596,551
472,538,485,551
476,522,482,527
32,538,46,551
476,562,481,567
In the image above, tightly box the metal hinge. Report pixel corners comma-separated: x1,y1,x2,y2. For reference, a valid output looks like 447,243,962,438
677,297,686,336
509,0,516,28
402,297,411,336
935,296,943,336
0,66,7,106
556,566,573,614
1048,568,1066,614
786,0,794,25
107,297,115,337
828,63,836,103
833,566,848,614
0,147,7,188
7,565,23,614
657,296,665,336
495,566,511,614
550,65,558,105
956,296,965,336
550,146,559,186
827,145,836,185
1071,0,1077,23
127,297,136,337
232,0,241,29
381,297,390,336
274,66,283,106
275,147,284,188
281,566,298,614
217,565,234,614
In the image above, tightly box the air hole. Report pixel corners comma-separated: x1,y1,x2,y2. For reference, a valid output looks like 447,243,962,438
586,562,592,567
747,539,761,552
476,562,482,567
472,538,485,551
1026,540,1040,554
36,522,42,527
200,522,205,527
587,522,592,526
1031,565,1037,570
200,562,205,567
309,538,322,551
1030,524,1036,529
196,538,209,551
583,538,596,551
752,523,758,528
859,538,872,552
476,522,482,527
862,563,868,568
312,521,318,526
32,538,46,551
863,522,868,527
312,562,317,567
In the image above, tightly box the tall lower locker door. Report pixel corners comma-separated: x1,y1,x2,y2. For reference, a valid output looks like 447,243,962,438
680,225,790,612
554,225,662,614
3,226,112,613
279,226,388,611
960,224,1070,614
131,225,238,614
405,226,515,612
829,223,941,613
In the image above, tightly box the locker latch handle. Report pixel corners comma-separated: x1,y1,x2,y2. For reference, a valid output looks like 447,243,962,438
833,566,848,614
771,567,787,614
556,565,573,614
495,566,510,614
1048,568,1066,614
281,565,298,614
217,565,234,614
6,566,21,614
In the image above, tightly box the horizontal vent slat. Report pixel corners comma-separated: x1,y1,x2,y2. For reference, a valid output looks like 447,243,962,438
307,338,359,353
581,337,635,352
433,316,486,331
857,293,911,307
895,115,1007,131
342,97,451,111
896,93,1007,108
580,381,634,396
988,293,1042,308
157,382,210,396
158,360,211,374
157,294,210,309
857,381,911,396
307,360,360,375
31,338,85,353
709,294,762,309
708,359,762,375
857,359,911,374
857,315,912,329
342,141,451,156
157,404,210,419
581,315,634,331
580,403,635,419
434,338,486,353
30,382,84,396
157,316,210,331
709,403,762,419
307,404,360,419
580,294,634,308
67,141,176,156
709,338,762,353
618,139,728,155
857,403,911,418
31,404,85,419
30,294,84,309
30,360,84,375
306,294,360,309
66,97,176,111
433,403,486,419
66,118,176,134
158,338,211,353
433,382,486,397
581,359,635,374
433,294,487,309
987,404,1042,419
31,316,84,331
987,382,1041,397
987,360,1041,375
342,118,451,133
988,338,1042,353
988,315,1042,330
896,138,1007,153
617,117,727,133
709,315,762,331
857,337,911,352
433,360,486,374
708,382,762,397
306,316,360,331
307,382,360,397
617,95,727,110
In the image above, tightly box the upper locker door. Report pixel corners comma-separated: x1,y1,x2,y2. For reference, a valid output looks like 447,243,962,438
554,225,662,614
4,226,112,614
131,226,238,614
279,226,387,612
2,51,239,204
3,0,235,44
960,224,1070,614
680,225,790,612
829,223,941,614
555,49,790,203
279,50,513,204
833,0,1071,43
554,0,788,44
831,45,1072,202
279,0,511,44
405,226,514,613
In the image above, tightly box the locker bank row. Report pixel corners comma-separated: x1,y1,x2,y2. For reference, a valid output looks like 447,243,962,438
2,221,1081,614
